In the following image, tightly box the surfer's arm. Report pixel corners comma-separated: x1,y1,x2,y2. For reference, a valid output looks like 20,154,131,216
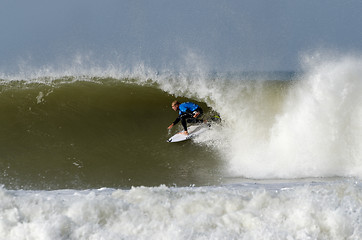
168,116,181,129
173,116,181,125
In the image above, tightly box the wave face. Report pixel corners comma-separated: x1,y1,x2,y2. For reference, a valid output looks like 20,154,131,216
0,56,362,189
0,78,223,189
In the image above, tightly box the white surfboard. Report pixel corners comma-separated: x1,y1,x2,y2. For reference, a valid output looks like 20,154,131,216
167,124,210,143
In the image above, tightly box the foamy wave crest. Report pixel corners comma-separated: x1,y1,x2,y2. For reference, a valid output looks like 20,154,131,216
0,53,160,84
222,55,362,179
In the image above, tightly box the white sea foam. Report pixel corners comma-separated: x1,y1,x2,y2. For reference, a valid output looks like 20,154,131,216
0,180,361,240
218,56,362,179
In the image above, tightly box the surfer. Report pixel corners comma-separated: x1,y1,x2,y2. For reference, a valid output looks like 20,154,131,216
168,100,204,135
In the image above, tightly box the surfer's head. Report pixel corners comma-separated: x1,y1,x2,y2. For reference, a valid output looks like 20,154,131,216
171,100,180,111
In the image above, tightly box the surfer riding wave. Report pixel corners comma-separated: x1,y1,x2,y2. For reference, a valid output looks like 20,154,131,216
167,100,204,135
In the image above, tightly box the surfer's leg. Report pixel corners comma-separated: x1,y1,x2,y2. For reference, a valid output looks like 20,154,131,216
180,112,194,131
181,117,188,131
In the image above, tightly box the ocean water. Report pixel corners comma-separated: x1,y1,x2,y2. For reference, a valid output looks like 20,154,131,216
0,56,361,239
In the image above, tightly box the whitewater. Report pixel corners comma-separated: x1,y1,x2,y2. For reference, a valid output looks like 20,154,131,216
0,55,361,239
1,180,361,240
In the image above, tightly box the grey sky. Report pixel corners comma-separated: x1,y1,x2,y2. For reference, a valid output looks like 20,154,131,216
1,0,362,72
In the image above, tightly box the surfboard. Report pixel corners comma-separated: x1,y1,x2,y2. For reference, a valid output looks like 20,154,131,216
167,124,210,143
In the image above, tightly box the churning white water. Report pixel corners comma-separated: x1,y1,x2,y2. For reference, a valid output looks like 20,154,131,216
0,179,361,240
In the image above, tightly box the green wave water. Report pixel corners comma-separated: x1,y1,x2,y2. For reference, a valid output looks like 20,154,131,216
0,79,221,189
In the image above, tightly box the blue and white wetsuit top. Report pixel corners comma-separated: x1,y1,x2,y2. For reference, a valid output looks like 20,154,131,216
178,102,200,115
